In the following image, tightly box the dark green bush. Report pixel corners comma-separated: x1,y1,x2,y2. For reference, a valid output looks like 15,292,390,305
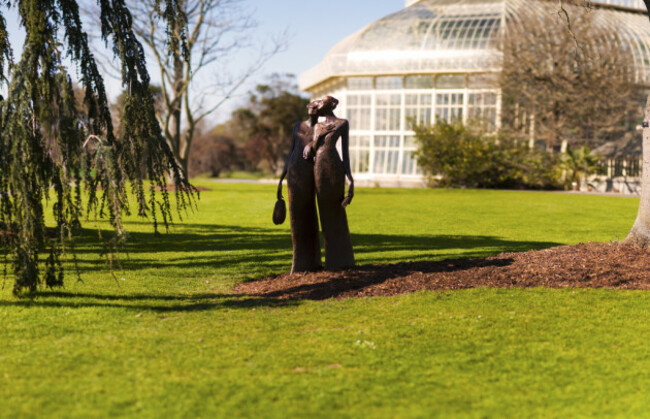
413,121,561,189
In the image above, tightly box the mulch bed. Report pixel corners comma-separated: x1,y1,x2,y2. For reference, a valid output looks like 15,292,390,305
234,242,650,300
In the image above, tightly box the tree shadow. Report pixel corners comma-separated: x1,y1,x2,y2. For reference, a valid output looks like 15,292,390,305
243,257,516,301
28,291,237,301
66,223,560,280
0,256,515,311
0,290,298,311
0,222,562,310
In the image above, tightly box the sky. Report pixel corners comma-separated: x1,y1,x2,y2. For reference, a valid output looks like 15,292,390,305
1,0,405,125
249,0,402,83
207,0,405,121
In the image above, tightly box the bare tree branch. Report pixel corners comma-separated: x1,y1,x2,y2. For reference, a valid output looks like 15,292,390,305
81,0,288,175
503,1,637,151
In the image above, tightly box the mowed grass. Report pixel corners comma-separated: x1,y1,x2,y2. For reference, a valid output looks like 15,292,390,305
0,183,646,418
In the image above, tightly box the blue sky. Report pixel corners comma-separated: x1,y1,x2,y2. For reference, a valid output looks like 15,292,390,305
213,0,405,119
215,0,404,119
252,0,402,82
2,0,405,122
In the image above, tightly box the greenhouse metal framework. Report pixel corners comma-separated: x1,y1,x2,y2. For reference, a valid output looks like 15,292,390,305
299,0,650,186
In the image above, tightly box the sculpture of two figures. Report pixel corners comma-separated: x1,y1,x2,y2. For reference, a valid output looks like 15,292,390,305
276,96,355,273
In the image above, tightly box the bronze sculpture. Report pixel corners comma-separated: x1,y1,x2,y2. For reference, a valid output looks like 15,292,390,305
304,96,355,270
277,96,355,272
277,100,322,273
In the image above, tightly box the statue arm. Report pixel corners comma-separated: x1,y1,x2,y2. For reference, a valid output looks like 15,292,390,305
303,139,318,160
340,121,354,207
278,122,299,200
303,128,321,160
304,123,337,160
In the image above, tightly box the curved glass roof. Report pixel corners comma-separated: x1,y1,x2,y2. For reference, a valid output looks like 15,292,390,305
299,0,650,90
592,0,645,9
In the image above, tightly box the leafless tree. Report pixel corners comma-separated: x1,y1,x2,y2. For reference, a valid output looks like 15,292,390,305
83,0,286,176
502,2,637,152
555,0,650,247
188,132,241,177
626,0,650,246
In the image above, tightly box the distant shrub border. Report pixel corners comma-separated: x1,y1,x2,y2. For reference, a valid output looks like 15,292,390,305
413,121,599,190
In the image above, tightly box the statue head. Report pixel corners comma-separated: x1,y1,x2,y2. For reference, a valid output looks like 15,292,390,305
318,96,339,114
307,99,321,116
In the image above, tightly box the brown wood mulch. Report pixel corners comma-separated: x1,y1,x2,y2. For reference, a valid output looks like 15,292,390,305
234,242,650,300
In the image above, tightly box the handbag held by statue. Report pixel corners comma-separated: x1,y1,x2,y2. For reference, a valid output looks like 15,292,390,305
273,198,286,225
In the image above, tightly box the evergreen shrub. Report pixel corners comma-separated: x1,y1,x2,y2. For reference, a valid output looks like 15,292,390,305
413,121,561,189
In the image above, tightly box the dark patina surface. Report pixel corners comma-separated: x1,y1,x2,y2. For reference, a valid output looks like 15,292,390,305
277,100,322,273
277,96,355,273
306,96,355,270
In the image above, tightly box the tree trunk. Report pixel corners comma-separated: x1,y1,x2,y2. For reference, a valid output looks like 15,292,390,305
169,51,185,181
625,94,650,247
528,113,536,149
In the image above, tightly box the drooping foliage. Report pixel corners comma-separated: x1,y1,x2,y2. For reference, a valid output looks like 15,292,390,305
0,3,10,82
0,0,195,295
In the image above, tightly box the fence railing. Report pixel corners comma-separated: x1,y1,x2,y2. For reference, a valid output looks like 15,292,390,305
598,158,643,178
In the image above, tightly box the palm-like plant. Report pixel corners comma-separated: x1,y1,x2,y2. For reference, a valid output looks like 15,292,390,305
559,146,602,190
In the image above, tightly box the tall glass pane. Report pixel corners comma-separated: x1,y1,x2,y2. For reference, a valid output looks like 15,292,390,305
346,94,372,131
435,93,464,123
349,135,370,174
467,91,498,131
405,93,432,129
374,135,401,175
402,135,421,176
375,94,402,131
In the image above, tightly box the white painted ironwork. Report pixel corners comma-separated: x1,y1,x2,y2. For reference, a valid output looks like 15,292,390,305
301,0,650,183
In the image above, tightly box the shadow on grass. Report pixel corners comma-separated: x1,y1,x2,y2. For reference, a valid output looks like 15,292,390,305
0,257,514,310
0,291,299,311
256,257,516,301
67,223,560,275
0,223,561,311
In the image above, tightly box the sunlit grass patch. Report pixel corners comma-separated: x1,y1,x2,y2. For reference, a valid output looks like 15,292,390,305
0,183,642,417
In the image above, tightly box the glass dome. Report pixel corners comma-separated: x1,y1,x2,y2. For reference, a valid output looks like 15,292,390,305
298,0,650,186
591,0,645,8
299,0,650,91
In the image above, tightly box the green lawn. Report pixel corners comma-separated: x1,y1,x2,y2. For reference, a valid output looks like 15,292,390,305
1,183,645,418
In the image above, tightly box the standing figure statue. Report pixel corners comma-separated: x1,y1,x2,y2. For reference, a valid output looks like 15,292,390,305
277,100,322,273
303,96,355,270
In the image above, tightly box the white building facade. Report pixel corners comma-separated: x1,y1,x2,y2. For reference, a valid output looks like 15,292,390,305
299,0,650,187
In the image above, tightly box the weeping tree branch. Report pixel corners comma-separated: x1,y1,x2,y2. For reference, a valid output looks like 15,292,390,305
82,0,287,175
0,0,196,296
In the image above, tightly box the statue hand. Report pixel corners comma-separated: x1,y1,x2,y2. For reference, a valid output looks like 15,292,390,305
341,188,354,207
303,145,313,160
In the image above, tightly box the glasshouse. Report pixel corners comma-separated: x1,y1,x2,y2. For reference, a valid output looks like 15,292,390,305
299,0,650,186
